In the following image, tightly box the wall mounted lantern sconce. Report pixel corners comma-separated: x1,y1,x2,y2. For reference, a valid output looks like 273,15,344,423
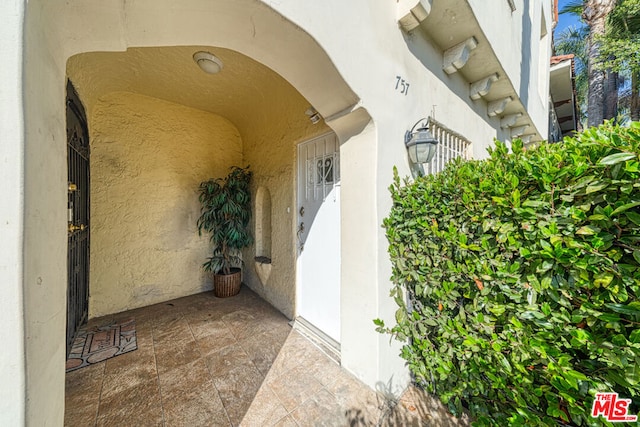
405,118,438,165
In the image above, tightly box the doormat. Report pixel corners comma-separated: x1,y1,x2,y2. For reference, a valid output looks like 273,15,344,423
65,318,137,372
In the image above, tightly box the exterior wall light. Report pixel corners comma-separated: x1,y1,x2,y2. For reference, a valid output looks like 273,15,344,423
305,107,322,124
405,118,438,165
193,51,224,74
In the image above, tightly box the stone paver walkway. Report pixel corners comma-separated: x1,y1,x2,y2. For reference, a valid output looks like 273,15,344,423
65,286,467,426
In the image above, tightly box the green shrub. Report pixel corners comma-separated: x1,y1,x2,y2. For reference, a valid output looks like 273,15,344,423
377,122,640,426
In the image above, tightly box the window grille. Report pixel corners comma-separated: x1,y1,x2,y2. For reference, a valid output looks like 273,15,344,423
300,133,340,203
422,117,472,175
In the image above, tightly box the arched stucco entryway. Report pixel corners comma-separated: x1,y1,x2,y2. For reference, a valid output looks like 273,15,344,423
66,45,338,320
23,0,373,424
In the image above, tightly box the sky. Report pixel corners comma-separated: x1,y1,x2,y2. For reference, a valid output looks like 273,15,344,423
554,0,585,35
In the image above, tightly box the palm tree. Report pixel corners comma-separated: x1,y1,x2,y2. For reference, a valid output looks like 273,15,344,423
561,0,617,127
599,0,640,121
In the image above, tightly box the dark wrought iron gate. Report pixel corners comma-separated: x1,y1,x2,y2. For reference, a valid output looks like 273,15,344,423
66,80,90,357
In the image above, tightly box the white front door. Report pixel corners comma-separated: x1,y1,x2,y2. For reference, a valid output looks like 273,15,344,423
296,133,341,343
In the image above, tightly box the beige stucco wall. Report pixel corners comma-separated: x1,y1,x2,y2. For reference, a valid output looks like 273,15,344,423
239,82,330,320
22,1,69,423
19,1,360,423
66,44,327,320
12,0,551,423
84,61,326,322
468,0,552,138
89,92,242,316
0,0,26,424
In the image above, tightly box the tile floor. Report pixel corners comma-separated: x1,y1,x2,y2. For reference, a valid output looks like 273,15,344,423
65,286,468,426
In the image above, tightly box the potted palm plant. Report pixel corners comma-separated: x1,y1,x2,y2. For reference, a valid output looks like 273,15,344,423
197,166,253,297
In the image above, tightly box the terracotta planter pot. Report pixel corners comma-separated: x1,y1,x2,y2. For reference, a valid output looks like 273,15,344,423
213,268,242,298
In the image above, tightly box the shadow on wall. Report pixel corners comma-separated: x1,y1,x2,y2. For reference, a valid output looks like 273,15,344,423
400,26,496,130
519,0,533,108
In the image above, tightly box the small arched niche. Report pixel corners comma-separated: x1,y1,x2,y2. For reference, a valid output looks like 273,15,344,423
255,186,272,262
254,186,272,286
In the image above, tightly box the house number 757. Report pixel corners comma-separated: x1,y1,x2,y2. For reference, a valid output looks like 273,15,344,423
395,76,410,95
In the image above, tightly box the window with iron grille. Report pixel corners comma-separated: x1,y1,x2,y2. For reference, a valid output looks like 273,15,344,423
421,117,472,175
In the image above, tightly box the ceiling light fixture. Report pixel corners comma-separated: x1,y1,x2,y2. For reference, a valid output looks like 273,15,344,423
193,51,224,74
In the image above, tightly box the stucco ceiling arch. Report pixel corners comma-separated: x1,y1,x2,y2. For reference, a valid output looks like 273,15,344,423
63,0,371,142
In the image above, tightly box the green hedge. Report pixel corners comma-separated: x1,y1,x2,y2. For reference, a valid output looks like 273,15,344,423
377,123,640,426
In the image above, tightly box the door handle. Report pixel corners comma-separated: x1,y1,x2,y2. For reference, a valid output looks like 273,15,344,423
68,223,86,233
297,222,305,251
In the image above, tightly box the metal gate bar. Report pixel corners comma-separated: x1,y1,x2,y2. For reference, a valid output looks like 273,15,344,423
66,81,90,357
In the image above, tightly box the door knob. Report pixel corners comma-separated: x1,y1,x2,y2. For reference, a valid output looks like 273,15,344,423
68,182,78,192
68,223,85,233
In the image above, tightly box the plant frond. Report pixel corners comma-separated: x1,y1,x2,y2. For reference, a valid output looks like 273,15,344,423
559,0,585,17
197,165,253,273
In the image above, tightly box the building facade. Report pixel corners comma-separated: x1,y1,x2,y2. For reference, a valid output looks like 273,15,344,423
0,0,553,424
